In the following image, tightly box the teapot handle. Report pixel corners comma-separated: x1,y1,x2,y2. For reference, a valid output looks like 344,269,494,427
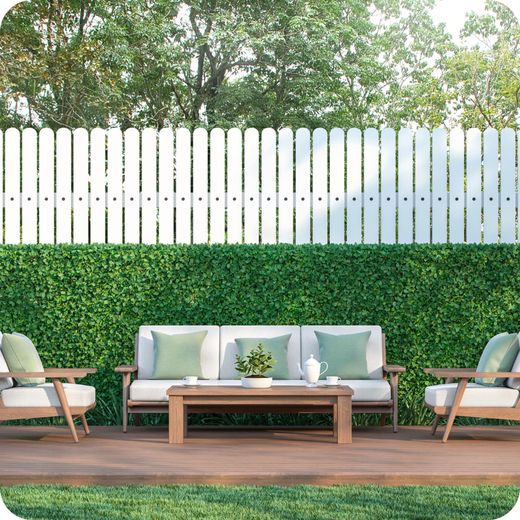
319,362,328,377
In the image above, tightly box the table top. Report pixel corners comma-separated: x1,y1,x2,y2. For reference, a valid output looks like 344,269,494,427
167,385,353,397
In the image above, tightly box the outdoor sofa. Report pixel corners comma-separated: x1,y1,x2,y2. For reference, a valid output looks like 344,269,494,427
116,325,405,433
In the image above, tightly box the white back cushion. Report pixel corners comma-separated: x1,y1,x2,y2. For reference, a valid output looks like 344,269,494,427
0,333,14,391
137,326,220,379
220,326,301,379
506,335,520,389
301,326,384,380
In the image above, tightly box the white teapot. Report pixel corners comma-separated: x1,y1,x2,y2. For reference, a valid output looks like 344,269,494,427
297,355,328,387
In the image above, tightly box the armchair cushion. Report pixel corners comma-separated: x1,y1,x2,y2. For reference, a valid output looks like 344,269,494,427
475,333,519,387
425,383,519,408
506,350,520,390
1,383,95,408
0,338,14,391
151,330,207,379
1,333,45,386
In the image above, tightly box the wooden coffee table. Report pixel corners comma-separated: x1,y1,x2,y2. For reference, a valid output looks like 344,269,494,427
167,385,353,444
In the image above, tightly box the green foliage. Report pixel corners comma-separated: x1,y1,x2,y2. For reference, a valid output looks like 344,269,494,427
2,485,519,520
1,243,520,426
235,344,276,377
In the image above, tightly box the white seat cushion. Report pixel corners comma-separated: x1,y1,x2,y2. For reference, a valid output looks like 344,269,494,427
425,383,519,408
301,326,384,380
137,326,220,379
219,326,301,379
130,379,391,403
0,335,14,391
1,383,95,408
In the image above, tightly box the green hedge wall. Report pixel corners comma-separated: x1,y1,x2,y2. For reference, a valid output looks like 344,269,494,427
0,244,519,425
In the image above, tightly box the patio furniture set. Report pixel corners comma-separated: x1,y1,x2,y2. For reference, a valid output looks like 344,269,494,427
0,326,519,444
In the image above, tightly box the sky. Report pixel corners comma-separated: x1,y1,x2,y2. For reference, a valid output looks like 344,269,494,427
431,0,488,42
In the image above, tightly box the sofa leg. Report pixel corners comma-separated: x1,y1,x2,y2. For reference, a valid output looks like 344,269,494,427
380,414,386,427
134,413,141,426
80,414,91,435
53,379,79,443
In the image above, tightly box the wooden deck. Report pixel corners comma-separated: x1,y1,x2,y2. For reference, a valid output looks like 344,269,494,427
0,425,519,486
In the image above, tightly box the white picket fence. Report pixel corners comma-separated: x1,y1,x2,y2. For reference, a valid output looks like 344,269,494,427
0,127,518,245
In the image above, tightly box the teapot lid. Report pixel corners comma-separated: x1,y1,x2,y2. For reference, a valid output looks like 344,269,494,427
304,354,320,366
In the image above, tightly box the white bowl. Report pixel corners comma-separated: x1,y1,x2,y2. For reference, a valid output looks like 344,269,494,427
241,377,273,389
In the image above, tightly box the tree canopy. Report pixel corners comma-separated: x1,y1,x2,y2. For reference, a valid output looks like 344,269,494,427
0,0,518,130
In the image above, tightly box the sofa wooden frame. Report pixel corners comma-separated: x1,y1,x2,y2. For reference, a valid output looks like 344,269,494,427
116,333,405,433
424,368,520,443
0,368,97,443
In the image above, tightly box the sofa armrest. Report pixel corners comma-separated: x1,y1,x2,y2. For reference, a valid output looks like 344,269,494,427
115,365,137,373
424,368,520,380
384,365,406,374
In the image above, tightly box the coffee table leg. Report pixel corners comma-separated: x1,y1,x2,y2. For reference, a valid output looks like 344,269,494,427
169,395,184,444
337,395,352,444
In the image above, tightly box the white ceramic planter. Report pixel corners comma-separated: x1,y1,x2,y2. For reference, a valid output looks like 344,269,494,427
241,377,273,389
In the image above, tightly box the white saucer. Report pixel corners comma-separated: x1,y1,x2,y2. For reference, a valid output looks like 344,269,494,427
182,383,200,387
325,383,340,387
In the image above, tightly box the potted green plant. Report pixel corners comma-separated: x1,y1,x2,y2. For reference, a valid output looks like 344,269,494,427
235,343,276,388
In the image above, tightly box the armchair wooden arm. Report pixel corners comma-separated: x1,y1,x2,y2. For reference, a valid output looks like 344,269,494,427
383,365,406,374
114,365,137,373
115,365,137,432
424,368,520,379
382,365,405,433
0,368,96,379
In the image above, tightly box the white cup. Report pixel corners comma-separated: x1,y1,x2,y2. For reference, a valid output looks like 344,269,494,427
183,376,198,385
326,376,341,386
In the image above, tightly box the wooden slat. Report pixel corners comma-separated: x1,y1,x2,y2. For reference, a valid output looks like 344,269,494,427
500,129,516,243
56,129,72,244
107,129,123,244
346,128,362,244
312,128,328,244
176,128,191,244
449,129,465,243
278,128,294,244
397,129,413,244
158,128,174,244
5,128,20,244
261,128,277,244
141,129,158,244
244,128,259,244
39,128,55,244
73,129,89,244
295,128,311,244
22,128,37,244
466,129,482,244
210,128,225,243
363,129,379,244
432,128,448,243
329,128,345,244
483,128,499,243
380,129,396,244
192,128,209,244
415,128,430,243
123,128,140,244
227,128,243,244
0,130,2,243
90,129,106,243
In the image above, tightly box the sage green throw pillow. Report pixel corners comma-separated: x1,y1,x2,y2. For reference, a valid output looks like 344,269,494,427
151,330,206,379
316,330,371,380
476,332,519,387
235,334,291,379
1,333,45,386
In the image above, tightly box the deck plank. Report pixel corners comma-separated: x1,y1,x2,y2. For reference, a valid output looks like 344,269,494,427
0,425,519,486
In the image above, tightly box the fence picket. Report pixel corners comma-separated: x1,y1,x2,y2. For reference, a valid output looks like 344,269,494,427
295,128,311,244
227,128,243,244
73,129,89,244
244,128,259,244
483,129,499,244
415,128,430,243
500,129,516,243
261,128,277,244
210,128,225,243
364,129,379,244
22,129,37,244
90,129,106,244
39,128,54,244
158,128,174,244
346,129,362,244
176,128,191,244
56,129,72,244
107,129,123,244
0,131,3,243
380,129,396,244
329,128,345,244
466,129,482,244
5,129,20,244
141,128,157,244
124,129,140,244
193,128,208,244
432,128,448,243
278,128,294,244
312,128,328,244
449,129,465,243
398,129,413,244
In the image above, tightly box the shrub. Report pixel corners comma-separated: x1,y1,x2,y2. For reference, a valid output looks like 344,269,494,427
0,243,518,425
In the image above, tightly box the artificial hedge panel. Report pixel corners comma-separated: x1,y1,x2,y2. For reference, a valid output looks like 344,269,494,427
0,243,519,425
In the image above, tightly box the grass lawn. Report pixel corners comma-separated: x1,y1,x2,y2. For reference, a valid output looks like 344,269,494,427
1,485,518,520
